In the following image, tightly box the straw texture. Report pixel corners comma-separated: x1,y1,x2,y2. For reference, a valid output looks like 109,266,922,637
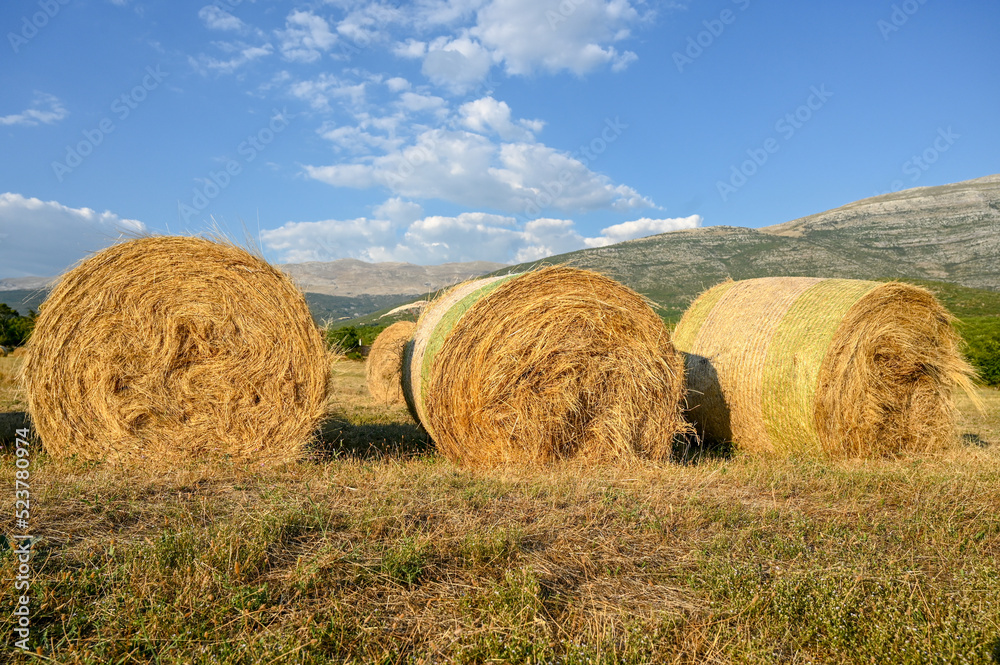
21,236,330,465
674,277,976,457
404,267,689,467
366,321,416,406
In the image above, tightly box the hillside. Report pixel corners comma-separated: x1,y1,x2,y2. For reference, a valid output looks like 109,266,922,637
279,259,504,297
502,175,1000,318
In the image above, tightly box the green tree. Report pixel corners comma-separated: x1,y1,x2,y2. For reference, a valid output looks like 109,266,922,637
0,304,34,347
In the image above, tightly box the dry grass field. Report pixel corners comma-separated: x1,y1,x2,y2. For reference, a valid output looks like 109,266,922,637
1,356,999,664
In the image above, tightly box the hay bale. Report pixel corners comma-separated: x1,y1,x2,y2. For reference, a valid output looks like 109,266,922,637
21,236,330,465
673,277,977,457
402,266,689,467
366,321,416,406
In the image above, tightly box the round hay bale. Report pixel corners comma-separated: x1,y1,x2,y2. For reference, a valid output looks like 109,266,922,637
366,321,416,406
21,236,330,465
402,266,689,467
673,277,976,457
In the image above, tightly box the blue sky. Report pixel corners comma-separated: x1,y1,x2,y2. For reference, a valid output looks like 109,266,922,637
1,0,998,277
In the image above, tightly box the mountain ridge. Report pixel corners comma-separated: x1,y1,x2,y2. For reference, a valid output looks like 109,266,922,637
497,174,1000,318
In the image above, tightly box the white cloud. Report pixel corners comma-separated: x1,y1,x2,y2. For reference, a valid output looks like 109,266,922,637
459,96,541,141
198,5,245,31
585,215,702,247
421,35,494,93
472,0,642,75
398,91,447,115
385,76,411,92
289,73,366,112
260,204,694,265
0,93,68,127
393,38,427,59
305,127,653,215
372,197,424,225
336,3,405,46
259,216,396,263
189,43,274,75
0,193,146,277
278,10,337,63
318,122,403,153
411,0,484,28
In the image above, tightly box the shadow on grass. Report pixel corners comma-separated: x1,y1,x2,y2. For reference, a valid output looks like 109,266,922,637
670,431,734,465
311,415,432,461
0,411,30,449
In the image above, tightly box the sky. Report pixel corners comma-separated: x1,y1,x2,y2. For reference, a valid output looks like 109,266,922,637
0,0,998,277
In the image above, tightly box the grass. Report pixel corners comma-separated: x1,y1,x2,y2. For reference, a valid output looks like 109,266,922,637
1,359,999,663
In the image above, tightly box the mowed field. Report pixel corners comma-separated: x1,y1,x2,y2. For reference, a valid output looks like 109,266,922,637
1,355,999,664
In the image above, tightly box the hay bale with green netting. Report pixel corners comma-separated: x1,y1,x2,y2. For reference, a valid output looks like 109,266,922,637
21,236,331,465
402,266,689,467
366,321,416,406
673,277,977,457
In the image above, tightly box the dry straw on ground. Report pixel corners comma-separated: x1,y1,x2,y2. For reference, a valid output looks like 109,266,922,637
673,277,977,457
402,266,689,467
21,236,330,465
366,321,416,407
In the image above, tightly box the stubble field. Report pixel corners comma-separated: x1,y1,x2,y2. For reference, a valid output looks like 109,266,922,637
1,356,999,664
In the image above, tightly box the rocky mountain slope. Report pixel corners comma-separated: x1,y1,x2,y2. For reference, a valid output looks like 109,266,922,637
504,175,1000,319
278,259,505,297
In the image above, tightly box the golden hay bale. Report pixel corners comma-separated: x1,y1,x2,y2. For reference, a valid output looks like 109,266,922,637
402,266,689,467
366,321,416,406
673,277,977,457
21,236,330,465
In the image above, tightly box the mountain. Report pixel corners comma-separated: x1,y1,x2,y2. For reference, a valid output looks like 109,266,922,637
501,175,1000,320
0,258,504,325
0,277,53,292
279,259,505,297
4,176,997,326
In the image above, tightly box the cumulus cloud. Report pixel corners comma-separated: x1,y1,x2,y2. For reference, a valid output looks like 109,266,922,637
398,91,447,115
421,36,494,93
278,10,337,63
198,5,245,31
372,197,424,225
393,38,427,59
305,126,652,215
459,96,541,141
259,216,396,263
472,0,642,75
0,93,68,127
260,203,695,266
385,76,411,92
585,215,702,247
289,73,366,112
0,193,146,277
336,2,405,46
